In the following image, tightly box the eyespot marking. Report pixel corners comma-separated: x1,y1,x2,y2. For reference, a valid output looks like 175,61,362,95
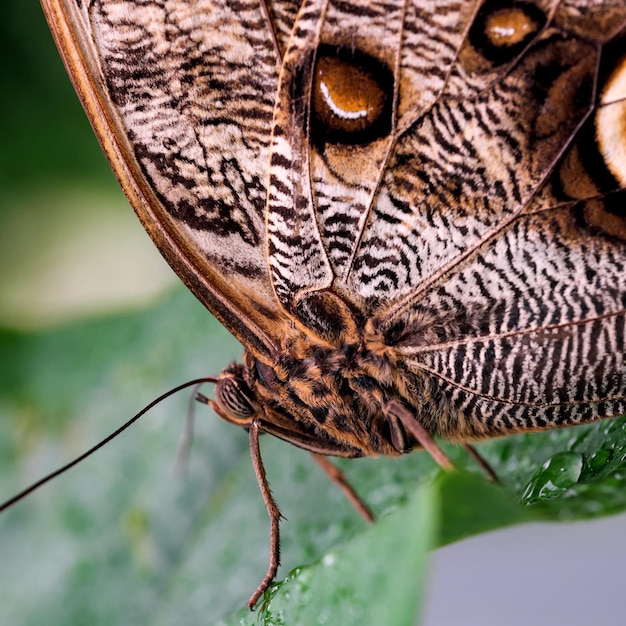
597,53,626,186
469,1,546,65
310,45,393,146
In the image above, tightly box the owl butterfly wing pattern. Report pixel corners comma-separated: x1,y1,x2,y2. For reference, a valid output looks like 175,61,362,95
41,0,626,441
267,0,626,439
387,0,626,438
40,0,300,361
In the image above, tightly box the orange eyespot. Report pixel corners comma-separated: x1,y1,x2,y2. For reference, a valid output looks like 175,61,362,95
312,55,386,136
309,45,393,146
469,0,546,66
484,8,538,48
597,54,626,186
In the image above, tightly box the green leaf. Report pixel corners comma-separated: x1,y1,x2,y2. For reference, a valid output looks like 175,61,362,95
436,470,532,546
228,483,437,626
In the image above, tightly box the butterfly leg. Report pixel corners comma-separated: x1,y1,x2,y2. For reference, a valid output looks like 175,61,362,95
310,453,374,523
384,400,455,471
385,401,499,481
462,443,499,482
248,419,282,609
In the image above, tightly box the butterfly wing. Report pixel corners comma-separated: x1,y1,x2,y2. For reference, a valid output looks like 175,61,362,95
385,2,626,436
262,0,626,434
41,0,297,358
42,0,626,437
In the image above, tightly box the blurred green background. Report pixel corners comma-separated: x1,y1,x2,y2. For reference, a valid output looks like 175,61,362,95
2,3,626,626
0,3,176,329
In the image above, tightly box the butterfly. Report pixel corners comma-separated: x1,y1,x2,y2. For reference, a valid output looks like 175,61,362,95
40,0,626,608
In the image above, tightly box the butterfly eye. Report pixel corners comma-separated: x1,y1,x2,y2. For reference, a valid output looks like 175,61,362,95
470,0,546,65
215,376,256,423
310,46,393,145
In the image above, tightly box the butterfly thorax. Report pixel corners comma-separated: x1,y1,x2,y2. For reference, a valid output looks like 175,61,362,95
211,292,458,458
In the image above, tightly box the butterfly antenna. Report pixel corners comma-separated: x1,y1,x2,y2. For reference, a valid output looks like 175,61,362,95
0,376,220,513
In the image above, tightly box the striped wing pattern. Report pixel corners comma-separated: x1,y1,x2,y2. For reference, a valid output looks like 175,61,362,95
43,0,626,443
45,0,287,356
265,0,626,438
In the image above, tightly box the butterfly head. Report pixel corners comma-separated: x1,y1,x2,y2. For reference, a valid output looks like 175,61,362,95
207,328,424,459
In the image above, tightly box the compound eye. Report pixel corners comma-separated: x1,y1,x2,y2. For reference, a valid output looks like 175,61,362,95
215,376,255,423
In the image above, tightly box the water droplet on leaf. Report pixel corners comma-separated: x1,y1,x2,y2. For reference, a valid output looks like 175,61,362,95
522,452,583,502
